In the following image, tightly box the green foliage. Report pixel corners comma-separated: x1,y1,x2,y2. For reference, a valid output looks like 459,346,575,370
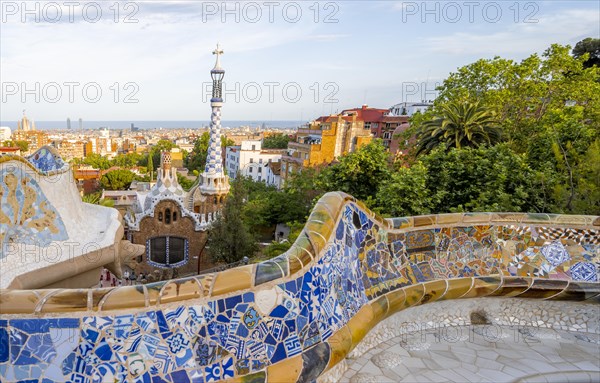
3,140,29,152
207,175,257,264
263,133,291,149
431,44,600,152
404,42,600,215
149,140,178,172
177,173,195,191
316,140,391,202
185,133,233,172
147,154,154,179
82,153,111,170
375,163,432,217
81,192,115,207
112,152,144,168
573,37,600,68
373,145,542,216
415,101,502,156
261,222,304,259
422,145,539,213
100,169,136,190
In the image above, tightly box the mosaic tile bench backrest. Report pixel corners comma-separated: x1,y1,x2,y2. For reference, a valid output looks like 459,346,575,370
1,192,599,383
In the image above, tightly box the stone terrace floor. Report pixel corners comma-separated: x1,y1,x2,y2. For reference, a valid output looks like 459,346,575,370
343,326,600,383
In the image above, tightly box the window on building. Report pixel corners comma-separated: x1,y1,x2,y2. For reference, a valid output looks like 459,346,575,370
147,236,187,268
165,208,171,224
252,145,256,151
173,211,177,222
158,212,163,222
258,175,262,181
364,122,371,130
250,158,254,163
249,167,253,173
258,167,262,173
259,158,263,164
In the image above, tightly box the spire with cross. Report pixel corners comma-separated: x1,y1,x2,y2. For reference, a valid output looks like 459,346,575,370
212,43,224,71
210,43,225,102
200,43,230,205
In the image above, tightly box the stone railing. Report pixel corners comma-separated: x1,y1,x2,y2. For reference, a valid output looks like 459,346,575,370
0,192,598,383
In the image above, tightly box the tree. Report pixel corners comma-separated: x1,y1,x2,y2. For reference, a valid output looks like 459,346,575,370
573,37,600,68
316,140,391,202
83,153,111,170
206,174,257,264
375,163,433,217
147,153,154,173
112,152,144,168
100,169,136,190
177,173,194,191
81,192,115,207
420,145,540,213
185,133,234,172
3,140,29,152
263,133,291,149
415,101,502,156
148,140,178,170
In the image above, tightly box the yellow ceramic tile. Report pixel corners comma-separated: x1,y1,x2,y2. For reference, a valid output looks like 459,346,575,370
100,286,146,311
385,289,407,316
436,213,462,225
160,277,202,304
0,290,48,314
555,214,592,226
516,278,568,299
462,213,492,224
371,295,389,321
90,287,113,311
39,289,88,313
421,280,448,304
211,265,254,296
266,354,303,383
490,213,525,224
347,304,375,349
460,277,502,299
145,281,168,306
318,192,345,218
305,229,328,260
288,253,304,275
325,325,353,370
413,215,436,227
402,284,425,308
296,247,315,269
443,278,474,300
489,277,533,297
548,281,599,301
195,274,215,297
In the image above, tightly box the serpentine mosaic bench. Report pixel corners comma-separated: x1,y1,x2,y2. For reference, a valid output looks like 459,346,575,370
0,192,598,382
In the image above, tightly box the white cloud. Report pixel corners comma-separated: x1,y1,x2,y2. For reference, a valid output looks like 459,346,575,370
425,9,599,56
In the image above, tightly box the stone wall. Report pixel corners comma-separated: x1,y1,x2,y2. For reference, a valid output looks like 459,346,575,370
130,200,208,280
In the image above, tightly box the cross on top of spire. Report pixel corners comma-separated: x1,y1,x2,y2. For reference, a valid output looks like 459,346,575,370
212,43,224,72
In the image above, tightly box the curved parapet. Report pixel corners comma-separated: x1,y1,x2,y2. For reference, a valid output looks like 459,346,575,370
0,192,598,382
0,146,145,289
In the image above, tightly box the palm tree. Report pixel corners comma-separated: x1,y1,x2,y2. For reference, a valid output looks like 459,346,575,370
415,101,502,156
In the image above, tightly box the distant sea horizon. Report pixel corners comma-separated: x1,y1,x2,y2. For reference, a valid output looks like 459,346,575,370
0,120,305,130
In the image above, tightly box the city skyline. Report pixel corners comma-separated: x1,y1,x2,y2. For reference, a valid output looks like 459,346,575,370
1,1,599,121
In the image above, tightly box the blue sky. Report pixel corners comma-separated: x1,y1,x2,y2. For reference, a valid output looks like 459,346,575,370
1,0,599,122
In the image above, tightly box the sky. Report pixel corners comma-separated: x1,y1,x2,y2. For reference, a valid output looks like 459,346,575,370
1,0,599,123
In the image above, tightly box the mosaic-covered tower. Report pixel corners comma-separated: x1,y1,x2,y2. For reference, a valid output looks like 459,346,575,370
198,44,230,214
